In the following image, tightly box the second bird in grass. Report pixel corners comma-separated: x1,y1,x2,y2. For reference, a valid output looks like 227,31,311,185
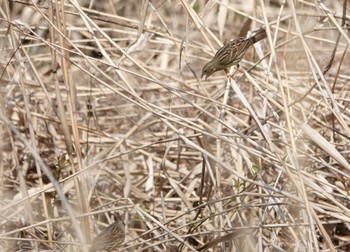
90,213,125,252
201,28,267,80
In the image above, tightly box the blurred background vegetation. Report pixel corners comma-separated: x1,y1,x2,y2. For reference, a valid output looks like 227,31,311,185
0,0,350,251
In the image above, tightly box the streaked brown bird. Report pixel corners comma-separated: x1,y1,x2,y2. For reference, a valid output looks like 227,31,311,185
201,28,267,80
90,213,125,252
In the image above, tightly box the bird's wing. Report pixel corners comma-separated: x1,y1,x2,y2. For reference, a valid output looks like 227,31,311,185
214,38,242,65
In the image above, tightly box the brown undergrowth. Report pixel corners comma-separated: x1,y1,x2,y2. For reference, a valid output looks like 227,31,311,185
0,0,350,251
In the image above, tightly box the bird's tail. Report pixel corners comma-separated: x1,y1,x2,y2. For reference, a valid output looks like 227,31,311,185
248,28,267,46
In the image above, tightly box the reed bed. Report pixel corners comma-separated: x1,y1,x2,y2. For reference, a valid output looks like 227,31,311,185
0,0,349,251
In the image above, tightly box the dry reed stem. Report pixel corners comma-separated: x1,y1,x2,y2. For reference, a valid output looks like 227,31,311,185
1,0,350,251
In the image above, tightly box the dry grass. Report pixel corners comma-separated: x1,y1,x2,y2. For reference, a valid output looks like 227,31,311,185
1,0,350,251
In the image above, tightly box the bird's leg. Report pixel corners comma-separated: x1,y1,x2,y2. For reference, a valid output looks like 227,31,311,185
224,68,231,79
225,64,240,79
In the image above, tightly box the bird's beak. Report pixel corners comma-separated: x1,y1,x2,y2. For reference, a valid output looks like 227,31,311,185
201,72,207,80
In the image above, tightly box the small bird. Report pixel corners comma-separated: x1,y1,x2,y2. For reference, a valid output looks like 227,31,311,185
201,28,267,79
90,213,125,252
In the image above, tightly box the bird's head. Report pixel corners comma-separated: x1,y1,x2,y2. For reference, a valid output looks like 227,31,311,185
201,60,217,80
